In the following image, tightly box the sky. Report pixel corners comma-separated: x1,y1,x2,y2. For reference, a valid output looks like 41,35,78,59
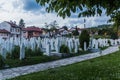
0,0,110,28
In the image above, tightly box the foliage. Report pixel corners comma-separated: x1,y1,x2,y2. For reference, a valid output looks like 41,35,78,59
9,51,120,80
25,47,33,57
32,47,43,56
79,30,90,50
110,32,118,39
93,35,110,39
5,55,60,68
45,20,59,32
65,33,72,38
49,20,59,30
98,28,112,36
11,46,20,59
62,26,68,30
36,0,120,18
108,11,120,34
72,26,79,36
0,55,5,68
60,44,70,53
6,52,12,59
25,47,43,57
19,19,25,28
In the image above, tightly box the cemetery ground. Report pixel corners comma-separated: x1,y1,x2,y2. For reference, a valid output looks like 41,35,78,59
9,50,120,80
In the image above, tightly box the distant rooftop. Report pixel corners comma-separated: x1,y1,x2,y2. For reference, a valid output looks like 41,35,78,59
23,26,42,32
0,29,10,33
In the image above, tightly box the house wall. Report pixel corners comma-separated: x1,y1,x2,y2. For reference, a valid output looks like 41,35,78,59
0,21,21,38
11,28,20,35
0,22,11,31
22,31,28,38
33,32,40,37
0,33,10,39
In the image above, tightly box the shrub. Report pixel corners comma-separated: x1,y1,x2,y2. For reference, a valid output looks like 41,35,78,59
72,26,79,36
108,40,111,46
25,47,33,57
0,55,5,68
20,55,60,66
79,30,90,50
33,47,43,56
11,46,20,59
6,52,12,59
25,47,43,57
110,32,118,39
60,44,70,53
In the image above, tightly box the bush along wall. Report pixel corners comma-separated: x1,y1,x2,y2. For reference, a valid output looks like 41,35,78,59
25,46,43,58
0,55,5,69
60,44,70,53
79,30,90,51
11,45,20,59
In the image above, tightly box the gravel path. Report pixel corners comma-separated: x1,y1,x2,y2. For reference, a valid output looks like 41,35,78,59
0,46,119,80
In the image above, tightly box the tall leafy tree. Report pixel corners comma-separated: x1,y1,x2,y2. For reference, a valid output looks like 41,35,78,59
36,0,120,18
19,19,25,28
108,11,120,36
49,20,59,31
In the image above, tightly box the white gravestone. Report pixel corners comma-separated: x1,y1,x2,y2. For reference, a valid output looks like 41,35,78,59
84,42,87,51
20,43,25,60
45,42,51,56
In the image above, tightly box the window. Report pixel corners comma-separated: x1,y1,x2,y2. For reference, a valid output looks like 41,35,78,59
18,29,20,32
16,29,17,32
10,28,12,32
1,33,3,36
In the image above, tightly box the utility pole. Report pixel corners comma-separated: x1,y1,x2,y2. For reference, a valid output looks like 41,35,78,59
84,18,86,28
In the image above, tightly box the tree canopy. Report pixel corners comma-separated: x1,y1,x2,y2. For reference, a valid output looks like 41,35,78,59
108,11,120,33
19,19,25,28
36,0,120,18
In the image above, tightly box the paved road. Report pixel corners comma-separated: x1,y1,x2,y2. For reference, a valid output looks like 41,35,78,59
0,46,119,80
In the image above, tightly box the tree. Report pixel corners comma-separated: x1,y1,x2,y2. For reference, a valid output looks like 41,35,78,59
49,20,59,31
108,11,120,36
36,0,120,18
79,30,90,50
63,26,68,30
19,19,25,28
72,26,79,36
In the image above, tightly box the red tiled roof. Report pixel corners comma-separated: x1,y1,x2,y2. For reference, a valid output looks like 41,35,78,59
0,29,10,33
23,26,42,32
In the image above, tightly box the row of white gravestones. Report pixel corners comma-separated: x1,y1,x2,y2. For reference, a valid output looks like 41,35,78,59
91,38,120,50
44,37,80,55
2,36,120,60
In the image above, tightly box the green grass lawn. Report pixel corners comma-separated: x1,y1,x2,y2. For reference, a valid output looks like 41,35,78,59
9,51,120,80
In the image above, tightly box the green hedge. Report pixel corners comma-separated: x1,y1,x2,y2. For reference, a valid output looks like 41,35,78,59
0,55,5,69
25,47,43,57
11,46,20,59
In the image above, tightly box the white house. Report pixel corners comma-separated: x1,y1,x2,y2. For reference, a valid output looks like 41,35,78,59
0,21,21,39
0,29,10,39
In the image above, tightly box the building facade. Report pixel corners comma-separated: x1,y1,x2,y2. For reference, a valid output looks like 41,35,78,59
0,21,21,39
23,26,42,38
